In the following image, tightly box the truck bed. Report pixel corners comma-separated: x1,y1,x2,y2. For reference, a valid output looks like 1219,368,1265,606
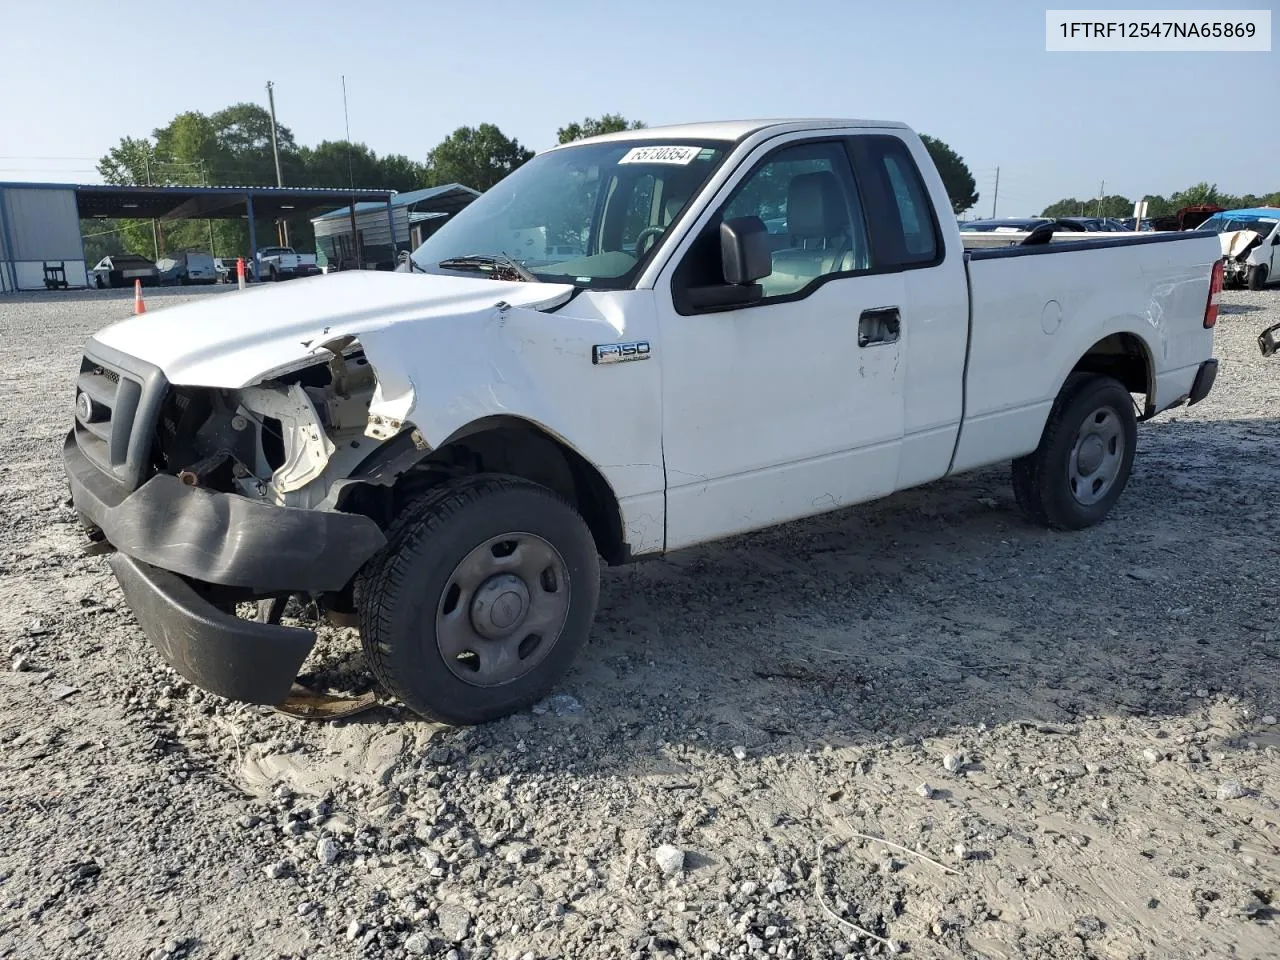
951,230,1220,472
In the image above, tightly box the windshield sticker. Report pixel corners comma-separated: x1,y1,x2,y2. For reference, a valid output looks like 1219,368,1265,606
618,145,701,165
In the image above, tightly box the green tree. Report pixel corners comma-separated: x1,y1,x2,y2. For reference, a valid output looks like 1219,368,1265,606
556,114,646,144
297,140,424,192
1141,195,1172,216
1170,182,1230,208
1040,198,1085,218
919,135,978,215
423,124,534,191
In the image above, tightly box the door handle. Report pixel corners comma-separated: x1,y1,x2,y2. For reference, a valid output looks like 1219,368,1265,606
858,307,901,347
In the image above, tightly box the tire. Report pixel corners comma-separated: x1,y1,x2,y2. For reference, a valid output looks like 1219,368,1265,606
1011,372,1137,531
269,267,279,282
1248,264,1268,291
357,475,600,725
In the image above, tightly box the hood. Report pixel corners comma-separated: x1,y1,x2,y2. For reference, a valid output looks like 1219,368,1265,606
1219,230,1262,260
91,270,575,388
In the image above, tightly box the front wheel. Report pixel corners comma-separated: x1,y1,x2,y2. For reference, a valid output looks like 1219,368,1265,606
1248,264,1269,291
1011,373,1137,530
357,475,600,725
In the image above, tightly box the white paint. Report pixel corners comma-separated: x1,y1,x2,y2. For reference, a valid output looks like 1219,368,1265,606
82,119,1221,561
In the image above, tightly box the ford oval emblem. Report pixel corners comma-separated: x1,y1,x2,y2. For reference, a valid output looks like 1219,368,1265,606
75,390,96,424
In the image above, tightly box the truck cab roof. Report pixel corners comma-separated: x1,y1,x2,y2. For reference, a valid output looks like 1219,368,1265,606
545,118,911,150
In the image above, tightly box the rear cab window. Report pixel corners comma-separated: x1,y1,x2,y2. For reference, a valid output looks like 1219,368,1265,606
850,134,945,269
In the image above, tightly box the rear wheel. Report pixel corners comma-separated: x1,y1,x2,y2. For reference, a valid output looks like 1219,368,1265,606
357,475,600,725
1012,373,1137,530
1248,264,1269,291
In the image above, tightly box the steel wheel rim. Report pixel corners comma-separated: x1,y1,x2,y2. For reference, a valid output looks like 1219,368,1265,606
1069,406,1124,506
435,532,571,687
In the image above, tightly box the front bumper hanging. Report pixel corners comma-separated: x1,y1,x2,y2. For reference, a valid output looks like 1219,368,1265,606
64,431,388,706
109,554,317,705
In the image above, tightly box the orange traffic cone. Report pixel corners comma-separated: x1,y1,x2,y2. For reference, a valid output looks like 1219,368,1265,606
133,278,146,315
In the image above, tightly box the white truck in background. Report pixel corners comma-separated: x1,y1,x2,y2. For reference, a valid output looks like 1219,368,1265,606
63,118,1222,726
255,245,302,281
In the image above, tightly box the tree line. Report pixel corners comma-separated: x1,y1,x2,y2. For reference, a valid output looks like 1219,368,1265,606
87,105,982,262
1041,182,1280,220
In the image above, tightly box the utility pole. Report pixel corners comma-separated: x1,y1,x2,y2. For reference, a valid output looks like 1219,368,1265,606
1096,180,1105,217
990,167,1000,219
200,160,215,257
142,149,159,260
266,81,289,246
342,75,361,269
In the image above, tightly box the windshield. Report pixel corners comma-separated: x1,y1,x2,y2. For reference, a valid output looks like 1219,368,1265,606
410,139,731,287
1198,214,1277,236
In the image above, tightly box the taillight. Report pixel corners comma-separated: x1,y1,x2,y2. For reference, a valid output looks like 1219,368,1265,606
1204,259,1223,328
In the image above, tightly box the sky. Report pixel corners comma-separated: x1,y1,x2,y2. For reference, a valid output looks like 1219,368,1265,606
0,0,1275,217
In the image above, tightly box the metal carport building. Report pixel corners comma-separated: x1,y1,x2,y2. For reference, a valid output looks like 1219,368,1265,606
0,182,396,293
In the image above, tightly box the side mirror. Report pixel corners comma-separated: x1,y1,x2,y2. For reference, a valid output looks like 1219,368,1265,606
1271,234,1279,245
720,215,772,284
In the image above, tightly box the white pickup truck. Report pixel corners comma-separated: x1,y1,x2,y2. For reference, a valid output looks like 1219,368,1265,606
63,119,1222,725
256,245,302,281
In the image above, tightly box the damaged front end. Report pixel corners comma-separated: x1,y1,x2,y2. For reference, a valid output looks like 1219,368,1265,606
63,338,409,707
156,339,397,509
1218,229,1265,288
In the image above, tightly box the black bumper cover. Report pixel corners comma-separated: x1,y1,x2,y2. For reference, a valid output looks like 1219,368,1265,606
63,431,386,593
1188,358,1218,406
64,431,388,705
109,554,315,705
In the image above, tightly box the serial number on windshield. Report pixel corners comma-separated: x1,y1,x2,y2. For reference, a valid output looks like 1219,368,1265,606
1046,10,1271,51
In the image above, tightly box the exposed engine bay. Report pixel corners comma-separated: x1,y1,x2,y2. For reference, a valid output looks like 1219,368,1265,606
1219,229,1265,286
153,343,386,509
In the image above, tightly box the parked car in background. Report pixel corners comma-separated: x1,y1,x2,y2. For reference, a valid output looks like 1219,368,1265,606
296,253,321,277
1150,204,1224,232
157,251,218,285
255,246,302,281
1059,217,1131,232
959,217,1088,233
1197,208,1280,289
90,255,160,289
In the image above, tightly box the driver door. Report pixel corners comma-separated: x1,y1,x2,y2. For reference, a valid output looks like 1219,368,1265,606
654,135,906,550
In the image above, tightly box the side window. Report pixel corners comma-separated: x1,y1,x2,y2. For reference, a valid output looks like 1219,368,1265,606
719,141,871,299
862,136,941,266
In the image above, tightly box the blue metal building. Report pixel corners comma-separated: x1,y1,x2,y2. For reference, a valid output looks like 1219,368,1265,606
0,182,396,292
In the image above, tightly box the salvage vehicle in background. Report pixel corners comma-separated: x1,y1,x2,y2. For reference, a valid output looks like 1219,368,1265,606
62,118,1222,726
1196,208,1280,290
1150,204,1224,232
960,217,1087,233
157,251,218,286
90,254,160,289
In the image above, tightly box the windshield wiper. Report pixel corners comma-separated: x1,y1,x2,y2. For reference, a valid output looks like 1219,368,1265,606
437,253,537,283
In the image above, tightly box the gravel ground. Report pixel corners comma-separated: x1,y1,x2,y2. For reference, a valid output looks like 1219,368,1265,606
1,284,1277,960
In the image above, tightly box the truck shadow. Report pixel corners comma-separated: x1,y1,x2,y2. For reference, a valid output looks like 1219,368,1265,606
519,413,1280,769
307,415,1279,770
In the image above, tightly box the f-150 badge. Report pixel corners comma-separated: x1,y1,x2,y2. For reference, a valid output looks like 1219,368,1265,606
592,341,651,365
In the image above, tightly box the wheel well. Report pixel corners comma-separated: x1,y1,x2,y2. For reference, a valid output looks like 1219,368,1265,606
1070,333,1153,415
389,418,628,565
